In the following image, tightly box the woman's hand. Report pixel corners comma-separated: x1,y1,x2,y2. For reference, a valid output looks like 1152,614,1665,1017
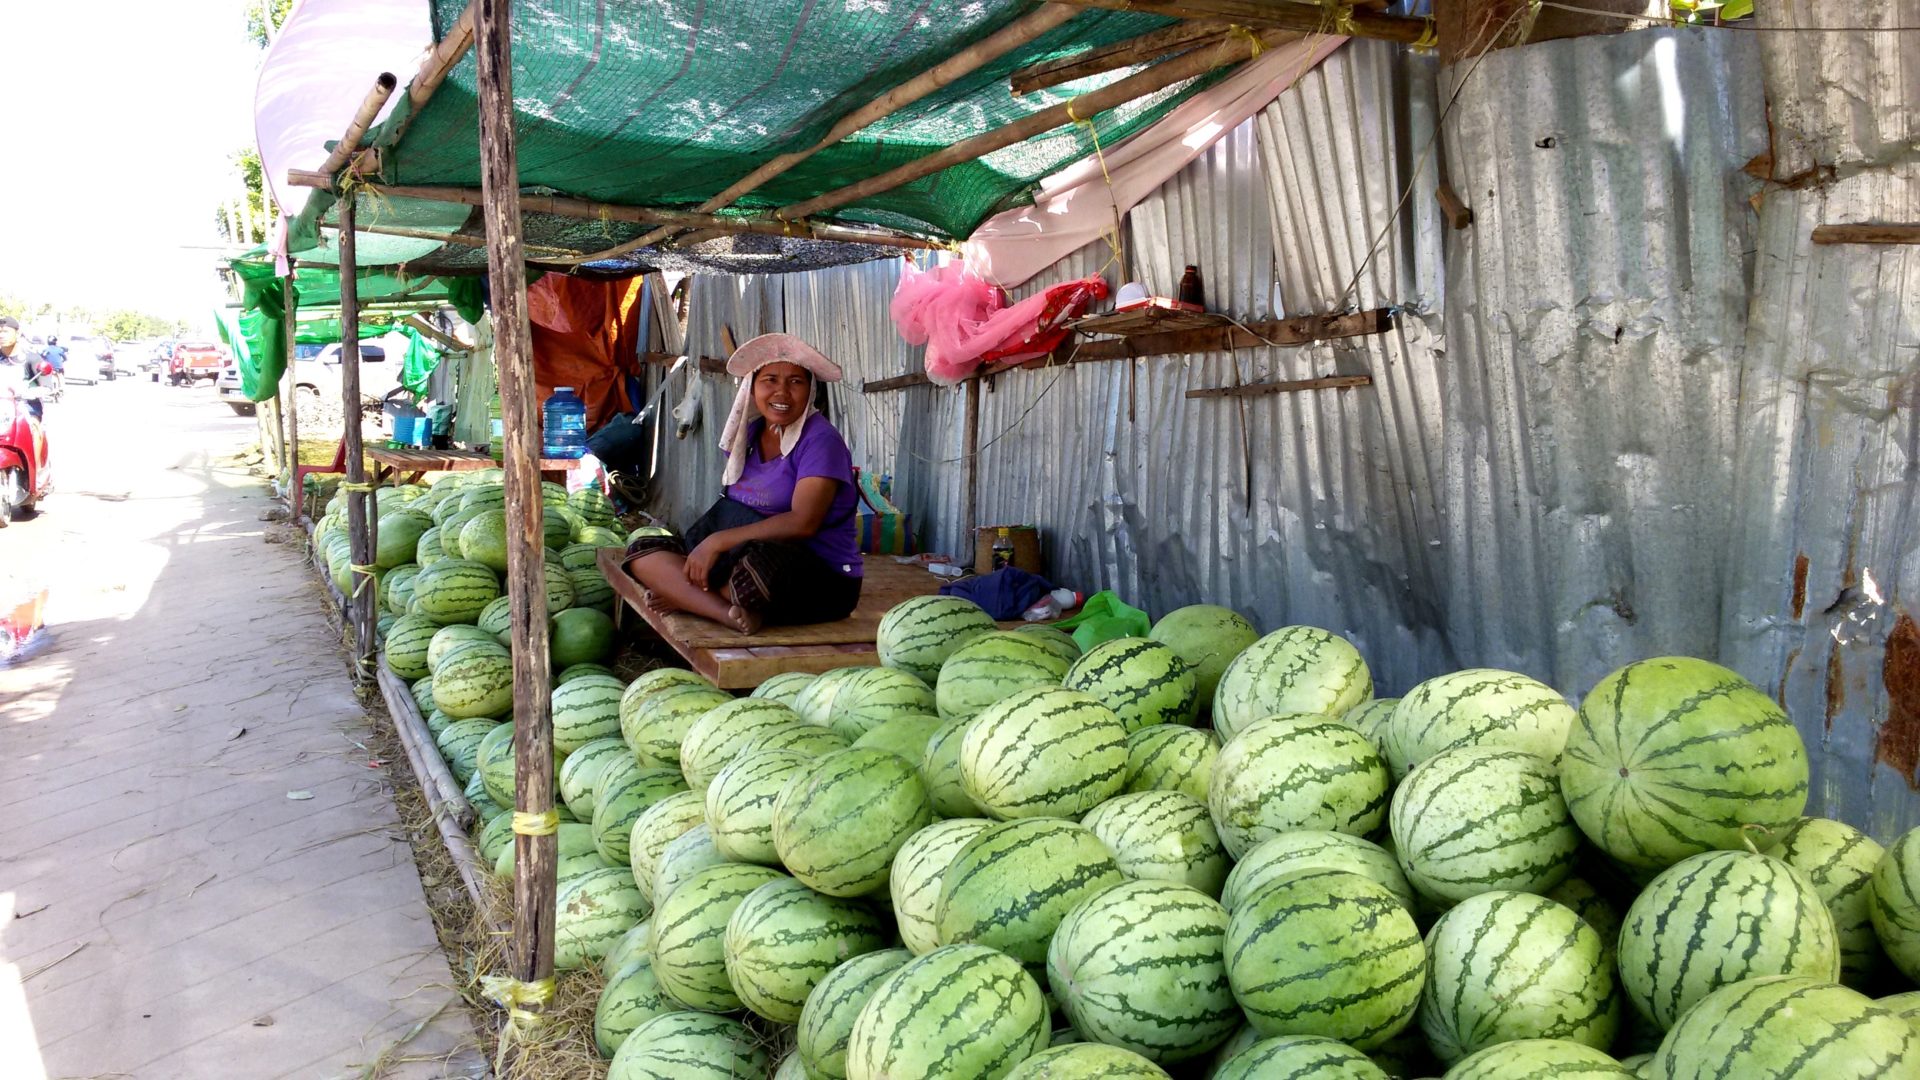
685,535,728,589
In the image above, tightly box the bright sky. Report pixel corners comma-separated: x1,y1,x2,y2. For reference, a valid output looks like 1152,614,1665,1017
0,2,263,330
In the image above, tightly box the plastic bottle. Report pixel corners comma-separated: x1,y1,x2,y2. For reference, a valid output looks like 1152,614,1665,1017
1022,588,1083,622
543,387,589,460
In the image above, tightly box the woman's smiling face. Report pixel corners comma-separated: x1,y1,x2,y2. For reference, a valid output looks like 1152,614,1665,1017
753,361,811,426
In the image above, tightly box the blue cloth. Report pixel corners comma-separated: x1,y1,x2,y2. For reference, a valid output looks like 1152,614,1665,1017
939,567,1054,621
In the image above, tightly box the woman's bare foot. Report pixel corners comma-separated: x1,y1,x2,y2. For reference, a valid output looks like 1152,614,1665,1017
643,589,681,616
725,605,763,635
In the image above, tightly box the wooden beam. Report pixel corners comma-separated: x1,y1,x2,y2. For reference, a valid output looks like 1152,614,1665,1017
313,73,398,185
1436,181,1473,230
1051,0,1434,44
1185,373,1372,399
400,313,471,352
474,0,557,1026
337,197,379,679
1010,21,1230,95
1812,224,1920,245
862,372,933,393
778,26,1299,222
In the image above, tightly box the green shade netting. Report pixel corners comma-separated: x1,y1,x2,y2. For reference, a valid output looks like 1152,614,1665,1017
292,318,387,345
292,0,1209,258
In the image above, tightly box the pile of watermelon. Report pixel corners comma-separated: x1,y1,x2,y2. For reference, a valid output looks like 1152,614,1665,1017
361,527,1920,1080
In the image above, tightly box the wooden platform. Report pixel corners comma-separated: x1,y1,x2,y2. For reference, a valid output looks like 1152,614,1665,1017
368,445,585,486
599,547,950,688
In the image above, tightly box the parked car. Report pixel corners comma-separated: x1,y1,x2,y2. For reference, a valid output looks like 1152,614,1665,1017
168,342,224,385
292,336,408,406
66,335,116,381
215,359,254,415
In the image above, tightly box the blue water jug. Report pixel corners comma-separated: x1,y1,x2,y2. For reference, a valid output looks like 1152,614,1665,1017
542,387,588,459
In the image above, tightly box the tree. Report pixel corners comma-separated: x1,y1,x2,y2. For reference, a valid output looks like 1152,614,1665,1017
246,0,294,49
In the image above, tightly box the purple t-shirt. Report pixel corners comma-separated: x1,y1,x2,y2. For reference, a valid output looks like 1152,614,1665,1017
725,416,863,577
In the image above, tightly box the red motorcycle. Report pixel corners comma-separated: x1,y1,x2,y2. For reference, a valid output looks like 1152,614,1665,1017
0,385,50,524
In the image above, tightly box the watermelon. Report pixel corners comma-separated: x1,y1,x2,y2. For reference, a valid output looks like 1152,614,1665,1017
741,723,852,758
1047,879,1238,1062
1390,745,1579,904
1560,656,1809,870
877,595,1000,683
432,638,509,680
602,919,652,979
427,623,499,674
424,708,454,739
935,818,1125,978
569,566,615,611
1208,714,1391,858
538,561,576,615
1544,875,1622,969
383,564,422,616
595,950,671,1059
1651,976,1917,1079
651,823,729,908
467,775,506,827
1385,669,1575,781
796,948,914,1080
592,763,688,866
723,877,890,1023
851,714,943,764
459,509,510,572
827,667,939,742
960,687,1129,820
1147,605,1258,711
551,674,626,753
773,748,934,897
374,510,432,569
433,646,514,719
1443,1039,1632,1078
606,1011,768,1079
436,718,500,784
580,525,626,548
1419,890,1620,1064
773,1054,805,1080
477,723,565,810
495,822,614,884
541,506,573,549
1222,831,1415,913
1079,791,1230,896
1124,724,1217,801
1619,850,1839,1029
558,736,628,820
621,668,715,716
937,632,1075,724
622,684,733,771
1013,623,1082,665
846,944,1051,1080
1762,817,1888,988
414,526,446,567
1204,1027,1261,1075
648,862,788,1012
550,607,614,666
751,670,815,707
569,486,617,524
922,716,982,818
384,613,440,680
472,808,513,867
891,818,994,955
1004,1044,1169,1078
706,749,811,864
1062,637,1198,733
679,698,809,791
1210,1034,1388,1080
409,674,436,714
476,594,513,644
560,542,604,573
1211,625,1371,740
1225,867,1425,1048
627,790,705,903
556,866,649,971
459,485,505,513
1870,825,1920,983
793,666,873,728
1877,988,1920,1022
412,558,501,625
559,661,615,684
1340,696,1396,761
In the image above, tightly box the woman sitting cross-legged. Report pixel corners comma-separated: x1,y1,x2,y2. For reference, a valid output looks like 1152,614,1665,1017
621,333,863,635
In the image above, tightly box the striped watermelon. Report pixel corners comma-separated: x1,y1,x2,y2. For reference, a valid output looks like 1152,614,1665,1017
1340,696,1397,762
477,723,565,810
560,542,604,573
555,866,649,972
752,670,815,707
846,944,1050,1080
773,1053,806,1080
796,948,913,1080
411,558,502,625
935,818,1125,978
648,862,788,1012
651,823,729,908
937,632,1075,725
459,509,510,572
415,526,446,567
594,951,671,1060
827,667,939,742
1870,825,1920,983
559,662,615,684
1210,1034,1388,1080
384,614,440,680
409,674,436,715
1543,875,1622,970
627,790,706,903
1876,988,1920,1022
539,560,577,615
476,594,513,644
1221,831,1414,914
1444,1039,1632,1078
851,714,943,764
375,510,432,569
430,636,508,678
922,716,983,818
436,718,500,784
424,708,453,739
1204,1026,1261,1075
1146,605,1258,711
740,723,852,757
679,698,808,791
1653,976,1917,1079
705,749,811,864
620,667,716,721
569,566,615,611
622,684,734,771
1124,724,1217,801
1210,626,1372,740
472,808,513,867
1079,791,1230,896
1004,1044,1170,1078
1419,890,1620,1064
467,782,506,829
383,564,422,616
877,595,1000,683
1224,867,1425,1048
1762,817,1888,988
1062,637,1198,733
433,647,514,719
559,736,629,820
541,506,573,549
722,877,890,1023
891,818,994,955
960,687,1129,820
1208,714,1390,858
1013,624,1082,666
1047,879,1238,1062
1385,669,1576,780
1560,657,1809,870
794,666,878,727
1619,850,1838,1029
592,761,688,865
552,673,626,753
773,748,934,897
603,919,652,979
1389,745,1579,904
495,822,616,884
459,485,505,513
606,1011,769,1079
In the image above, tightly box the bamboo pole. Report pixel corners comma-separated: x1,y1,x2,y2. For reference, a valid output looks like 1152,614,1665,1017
776,26,1295,222
963,378,981,564
287,278,302,518
473,0,558,1022
1052,0,1433,43
314,73,398,184
338,199,378,679
1010,21,1231,95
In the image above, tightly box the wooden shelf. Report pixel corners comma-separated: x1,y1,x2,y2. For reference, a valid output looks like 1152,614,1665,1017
1069,306,1226,337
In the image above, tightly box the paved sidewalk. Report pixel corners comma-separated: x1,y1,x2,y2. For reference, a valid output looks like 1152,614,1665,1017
0,382,481,1079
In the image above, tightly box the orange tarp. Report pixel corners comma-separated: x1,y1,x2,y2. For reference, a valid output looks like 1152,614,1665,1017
528,273,646,430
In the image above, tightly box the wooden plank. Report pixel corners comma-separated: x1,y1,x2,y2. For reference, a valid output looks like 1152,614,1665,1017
338,198,379,680
863,372,932,393
1068,308,1392,362
1812,224,1920,245
1070,306,1225,336
1185,374,1372,399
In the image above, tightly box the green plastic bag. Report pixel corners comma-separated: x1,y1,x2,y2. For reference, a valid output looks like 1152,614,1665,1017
1054,590,1151,652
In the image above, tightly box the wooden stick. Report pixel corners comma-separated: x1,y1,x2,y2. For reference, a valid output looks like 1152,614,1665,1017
474,0,557,1019
1010,21,1231,95
1052,0,1433,43
1811,224,1920,245
777,26,1296,222
1436,180,1473,230
337,197,378,679
314,73,398,184
286,279,302,518
1184,373,1372,399
400,313,471,352
963,378,981,561
377,664,477,831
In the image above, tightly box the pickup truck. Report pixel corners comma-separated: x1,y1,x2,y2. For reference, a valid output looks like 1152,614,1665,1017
168,342,225,385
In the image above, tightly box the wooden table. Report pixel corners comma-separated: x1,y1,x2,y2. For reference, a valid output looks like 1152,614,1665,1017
368,446,585,486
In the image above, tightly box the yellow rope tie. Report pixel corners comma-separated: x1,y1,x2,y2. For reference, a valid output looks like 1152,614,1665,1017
337,480,378,493
1226,24,1266,57
481,976,557,1029
512,809,561,836
349,563,378,580
1064,99,1126,279
1412,17,1439,50
1332,6,1358,36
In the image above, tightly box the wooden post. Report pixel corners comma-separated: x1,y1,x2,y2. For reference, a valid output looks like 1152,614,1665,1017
337,199,378,678
474,0,557,1020
286,279,300,518
963,378,981,566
